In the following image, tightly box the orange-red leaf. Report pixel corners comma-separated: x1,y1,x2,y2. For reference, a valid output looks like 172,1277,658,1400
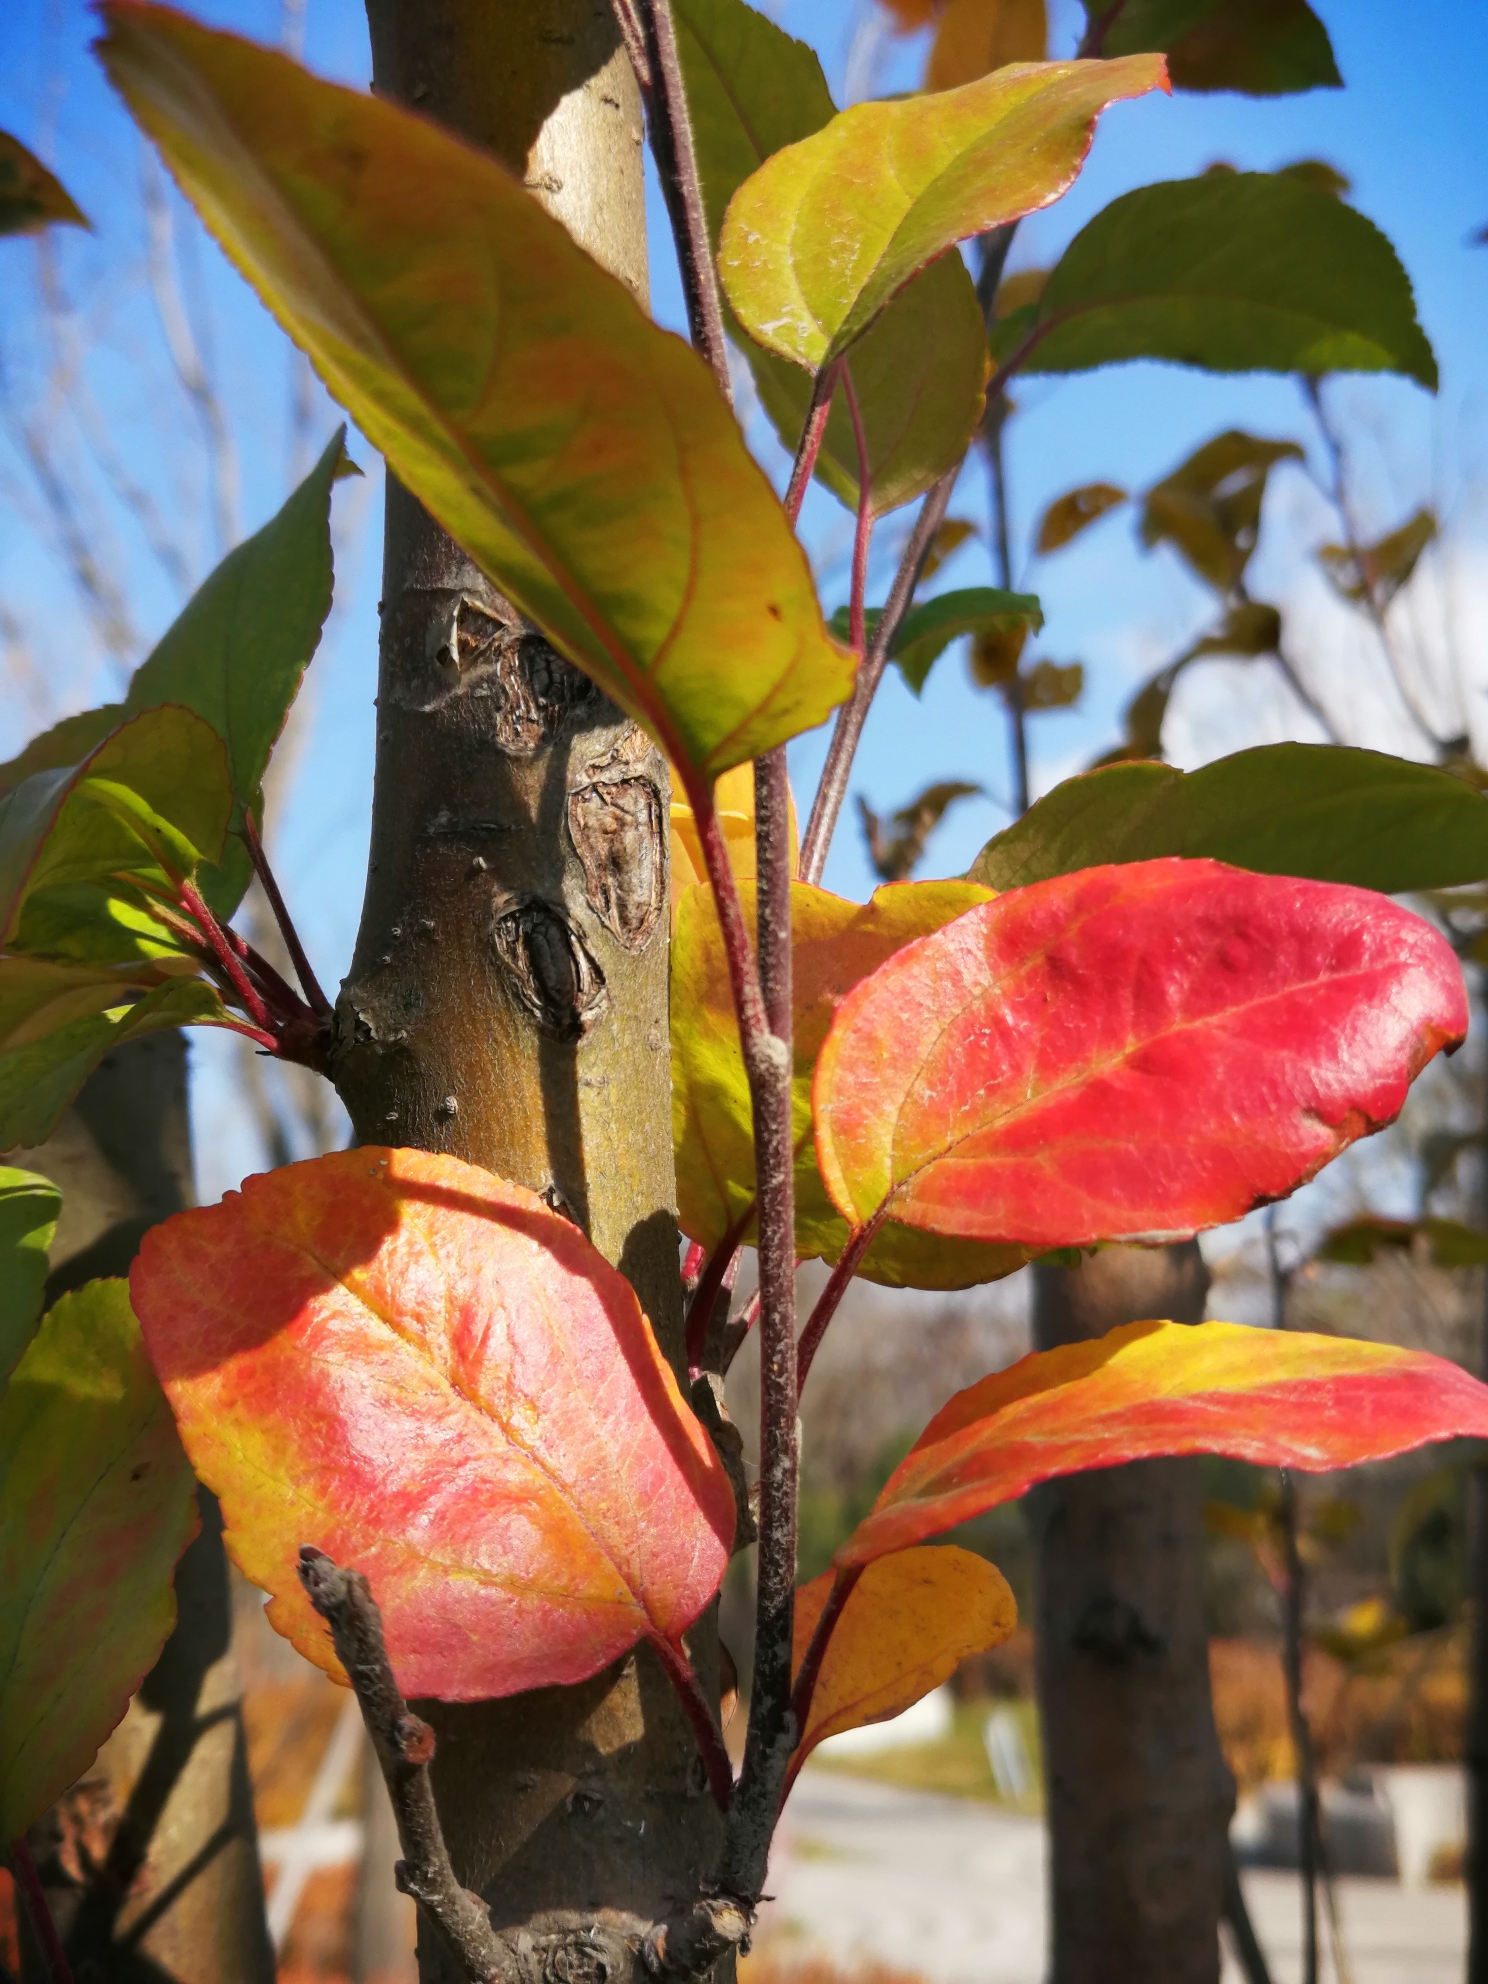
814,859,1466,1249
130,1149,735,1700
840,1320,1488,1567
790,1547,1014,1782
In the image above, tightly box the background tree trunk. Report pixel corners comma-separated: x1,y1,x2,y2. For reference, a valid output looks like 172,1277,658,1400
1031,1241,1234,1984
17,1034,274,1983
337,6,722,1976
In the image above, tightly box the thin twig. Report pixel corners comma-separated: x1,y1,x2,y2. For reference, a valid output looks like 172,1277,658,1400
795,1218,882,1389
297,1549,505,1981
649,1633,735,1811
799,469,956,884
786,1566,863,1778
686,1236,741,1376
8,1836,75,1984
1222,1840,1276,1984
719,1283,763,1375
1301,373,1445,751
243,810,332,1015
983,394,1030,816
634,0,732,402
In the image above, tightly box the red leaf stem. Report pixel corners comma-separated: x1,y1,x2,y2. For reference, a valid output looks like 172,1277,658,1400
785,1564,863,1795
795,1214,884,1390
784,362,840,527
178,879,273,1032
649,1632,735,1812
841,364,874,656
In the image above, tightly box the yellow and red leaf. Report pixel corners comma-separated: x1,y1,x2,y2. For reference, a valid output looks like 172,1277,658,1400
839,1320,1488,1567
814,859,1466,1249
130,1149,735,1701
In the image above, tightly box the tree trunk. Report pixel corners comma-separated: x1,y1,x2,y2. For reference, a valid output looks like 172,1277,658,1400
335,7,721,1976
1031,1241,1234,1984
17,1034,274,1983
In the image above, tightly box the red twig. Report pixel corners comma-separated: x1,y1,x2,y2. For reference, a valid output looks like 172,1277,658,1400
243,811,332,1015
685,1235,742,1376
610,0,651,87
783,1565,864,1801
720,1283,763,1375
841,365,874,655
797,336,1044,885
8,1838,73,1984
178,879,273,1032
784,362,840,527
651,1634,735,1812
795,1217,884,1390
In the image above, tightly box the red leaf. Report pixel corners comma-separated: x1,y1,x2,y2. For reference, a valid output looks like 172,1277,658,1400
130,1149,735,1700
814,860,1466,1248
840,1320,1488,1566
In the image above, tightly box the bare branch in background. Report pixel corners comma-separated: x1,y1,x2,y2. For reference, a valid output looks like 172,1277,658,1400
141,146,239,556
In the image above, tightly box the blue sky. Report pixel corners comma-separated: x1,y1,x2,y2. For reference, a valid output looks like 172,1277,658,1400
1,0,1484,1210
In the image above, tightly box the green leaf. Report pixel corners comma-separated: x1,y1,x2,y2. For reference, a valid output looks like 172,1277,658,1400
99,6,850,783
0,130,90,236
997,174,1437,390
970,743,1488,895
673,0,988,518
719,55,1167,370
0,1167,61,1385
0,975,234,1155
1141,430,1304,592
1315,1216,1488,1270
124,429,343,832
1092,0,1339,96
0,707,231,948
0,708,124,794
0,1279,197,1841
831,588,1044,696
1319,507,1437,608
1036,481,1127,553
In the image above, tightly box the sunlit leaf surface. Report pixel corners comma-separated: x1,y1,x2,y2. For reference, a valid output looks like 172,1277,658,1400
839,1320,1488,1565
99,4,851,780
721,55,1166,369
130,1149,736,1699
815,859,1466,1248
790,1546,1015,1780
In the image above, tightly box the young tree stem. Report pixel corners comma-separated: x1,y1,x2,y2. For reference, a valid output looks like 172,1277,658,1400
633,0,732,402
722,742,800,1896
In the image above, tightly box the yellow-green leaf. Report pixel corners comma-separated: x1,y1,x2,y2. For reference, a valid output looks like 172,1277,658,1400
1035,481,1127,553
1319,508,1436,608
996,175,1437,390
673,878,1027,1289
0,1280,197,1840
673,0,987,517
0,1167,60,1385
98,4,850,781
719,55,1167,370
0,130,90,236
1141,431,1303,593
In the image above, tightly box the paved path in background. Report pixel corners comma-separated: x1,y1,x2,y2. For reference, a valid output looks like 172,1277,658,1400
761,1771,1466,1984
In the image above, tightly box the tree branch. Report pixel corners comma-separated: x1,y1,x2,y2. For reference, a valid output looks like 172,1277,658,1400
799,469,956,884
297,1548,506,1982
1301,374,1446,752
633,0,733,402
